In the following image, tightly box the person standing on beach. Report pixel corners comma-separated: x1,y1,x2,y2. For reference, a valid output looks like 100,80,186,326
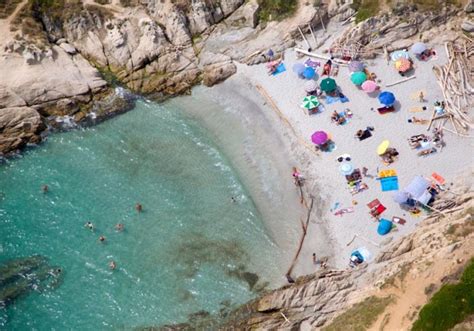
419,91,425,102
312,253,317,265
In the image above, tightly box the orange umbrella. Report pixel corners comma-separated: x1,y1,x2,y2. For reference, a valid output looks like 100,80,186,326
395,58,411,72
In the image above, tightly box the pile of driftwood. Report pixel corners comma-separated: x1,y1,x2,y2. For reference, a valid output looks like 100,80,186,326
431,39,474,136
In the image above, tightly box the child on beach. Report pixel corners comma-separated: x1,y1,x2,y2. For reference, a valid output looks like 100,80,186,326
292,167,304,186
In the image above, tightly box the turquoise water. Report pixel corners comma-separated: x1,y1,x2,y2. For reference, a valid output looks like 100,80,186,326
0,98,287,329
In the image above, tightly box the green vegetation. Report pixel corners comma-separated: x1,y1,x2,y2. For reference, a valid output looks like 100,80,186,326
0,0,23,19
351,0,380,24
412,259,474,331
257,0,298,22
322,296,394,331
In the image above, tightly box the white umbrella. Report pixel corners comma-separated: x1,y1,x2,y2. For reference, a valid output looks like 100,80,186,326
304,80,318,93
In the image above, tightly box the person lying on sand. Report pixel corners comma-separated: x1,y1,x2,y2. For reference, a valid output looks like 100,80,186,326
408,117,429,125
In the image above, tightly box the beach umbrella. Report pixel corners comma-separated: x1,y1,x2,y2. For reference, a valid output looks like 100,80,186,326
377,140,390,155
311,131,328,145
302,95,320,109
390,50,410,62
361,80,377,93
339,163,354,176
378,91,395,106
292,63,305,75
320,77,337,92
411,42,427,55
304,80,318,93
348,60,364,72
395,58,412,73
350,71,367,86
303,66,316,79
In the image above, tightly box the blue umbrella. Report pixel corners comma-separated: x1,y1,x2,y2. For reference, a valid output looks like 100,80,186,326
411,42,427,55
378,91,395,106
303,67,316,79
292,63,305,76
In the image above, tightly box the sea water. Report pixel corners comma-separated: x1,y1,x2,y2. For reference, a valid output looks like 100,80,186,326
0,92,299,329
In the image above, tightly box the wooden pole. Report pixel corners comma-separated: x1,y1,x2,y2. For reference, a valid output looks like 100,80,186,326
385,75,416,87
297,26,311,51
319,11,326,32
308,23,317,46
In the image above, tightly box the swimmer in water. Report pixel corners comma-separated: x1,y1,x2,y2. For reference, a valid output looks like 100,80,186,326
115,223,124,232
109,261,116,270
84,221,94,231
135,203,143,213
99,235,106,243
42,185,48,193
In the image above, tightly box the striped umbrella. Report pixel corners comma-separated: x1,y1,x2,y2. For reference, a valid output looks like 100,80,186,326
348,60,364,72
391,50,410,62
395,58,412,72
302,95,320,109
361,80,377,93
304,80,318,93
350,71,367,86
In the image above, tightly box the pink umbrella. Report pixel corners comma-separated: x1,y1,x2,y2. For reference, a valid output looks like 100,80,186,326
311,131,328,145
361,80,378,93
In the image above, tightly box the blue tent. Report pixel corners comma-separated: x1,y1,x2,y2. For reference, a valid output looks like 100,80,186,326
377,219,393,235
303,67,316,79
378,91,395,106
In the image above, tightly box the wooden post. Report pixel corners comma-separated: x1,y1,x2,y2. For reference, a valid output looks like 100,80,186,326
308,23,317,46
319,11,326,32
297,26,311,51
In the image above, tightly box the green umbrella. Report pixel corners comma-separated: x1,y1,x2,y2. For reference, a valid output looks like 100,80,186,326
320,78,337,92
351,71,367,85
302,95,320,109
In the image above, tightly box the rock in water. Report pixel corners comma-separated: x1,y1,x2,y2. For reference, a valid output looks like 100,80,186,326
0,107,45,155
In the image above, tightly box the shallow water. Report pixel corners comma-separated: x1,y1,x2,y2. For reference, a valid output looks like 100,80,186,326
0,97,292,329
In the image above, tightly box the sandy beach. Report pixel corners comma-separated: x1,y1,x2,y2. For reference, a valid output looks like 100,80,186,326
210,21,474,276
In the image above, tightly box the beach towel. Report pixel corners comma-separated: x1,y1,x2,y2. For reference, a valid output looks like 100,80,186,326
410,90,427,100
325,96,338,104
392,216,406,225
334,207,354,216
409,106,427,113
379,176,399,192
272,63,286,76
304,58,320,69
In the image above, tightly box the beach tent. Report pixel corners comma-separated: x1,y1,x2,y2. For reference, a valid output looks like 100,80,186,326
411,42,427,55
405,176,430,200
302,95,319,109
378,91,395,106
393,191,410,204
311,131,328,145
379,176,399,191
304,80,318,93
395,58,412,73
348,60,364,72
357,247,372,262
350,71,367,86
361,80,377,93
292,63,305,76
320,78,337,93
303,67,316,79
377,219,393,235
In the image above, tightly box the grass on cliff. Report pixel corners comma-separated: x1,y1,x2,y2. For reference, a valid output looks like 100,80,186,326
0,0,23,18
322,296,394,331
257,0,298,22
411,259,474,331
351,0,380,23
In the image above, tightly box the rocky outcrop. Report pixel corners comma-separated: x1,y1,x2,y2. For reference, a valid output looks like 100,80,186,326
0,106,44,154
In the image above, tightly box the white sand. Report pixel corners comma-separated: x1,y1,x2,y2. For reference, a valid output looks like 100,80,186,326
230,23,474,274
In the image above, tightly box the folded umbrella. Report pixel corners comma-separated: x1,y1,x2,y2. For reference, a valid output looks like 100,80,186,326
378,91,395,106
361,80,377,93
351,71,367,86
